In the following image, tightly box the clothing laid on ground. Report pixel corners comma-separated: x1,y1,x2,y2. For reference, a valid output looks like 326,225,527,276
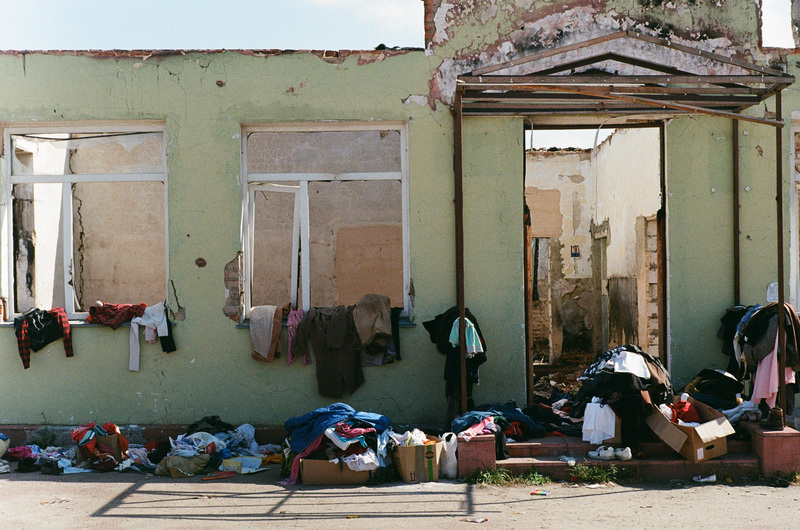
14,307,73,369
294,306,364,398
88,303,146,329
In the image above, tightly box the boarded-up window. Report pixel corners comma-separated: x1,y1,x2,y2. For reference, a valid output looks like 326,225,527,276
244,124,408,313
5,129,167,317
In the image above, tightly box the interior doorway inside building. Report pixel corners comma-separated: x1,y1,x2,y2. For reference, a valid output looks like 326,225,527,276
523,126,664,400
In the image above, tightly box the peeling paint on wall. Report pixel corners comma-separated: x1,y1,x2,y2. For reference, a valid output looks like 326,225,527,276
223,251,244,323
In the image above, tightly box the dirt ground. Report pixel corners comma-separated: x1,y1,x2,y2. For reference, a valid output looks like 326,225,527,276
0,466,797,529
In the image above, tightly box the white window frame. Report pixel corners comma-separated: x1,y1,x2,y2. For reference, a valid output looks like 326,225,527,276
1,122,169,320
241,121,411,316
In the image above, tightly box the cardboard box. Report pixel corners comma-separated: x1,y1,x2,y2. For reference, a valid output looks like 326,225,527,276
602,413,623,445
393,436,442,483
645,396,736,463
299,458,371,485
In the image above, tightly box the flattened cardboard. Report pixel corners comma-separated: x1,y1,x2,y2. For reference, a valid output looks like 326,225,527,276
300,458,371,485
645,396,735,463
393,435,442,483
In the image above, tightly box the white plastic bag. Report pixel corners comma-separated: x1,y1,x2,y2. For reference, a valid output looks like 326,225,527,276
440,432,458,479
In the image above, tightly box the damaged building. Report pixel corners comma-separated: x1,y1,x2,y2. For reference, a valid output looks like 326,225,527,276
1,0,800,432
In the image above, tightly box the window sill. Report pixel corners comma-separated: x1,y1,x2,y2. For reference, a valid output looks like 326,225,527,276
0,320,177,328
236,316,416,329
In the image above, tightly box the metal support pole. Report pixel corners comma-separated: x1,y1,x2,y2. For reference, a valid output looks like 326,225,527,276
733,119,741,306
454,87,468,415
776,91,787,425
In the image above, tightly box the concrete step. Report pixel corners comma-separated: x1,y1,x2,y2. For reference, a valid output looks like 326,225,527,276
506,437,752,458
499,453,761,482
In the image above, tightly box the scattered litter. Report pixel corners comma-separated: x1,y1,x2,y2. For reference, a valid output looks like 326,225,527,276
692,474,716,483
460,516,489,523
770,477,790,488
530,489,550,496
202,470,237,481
346,515,360,519
559,455,576,466
586,483,607,489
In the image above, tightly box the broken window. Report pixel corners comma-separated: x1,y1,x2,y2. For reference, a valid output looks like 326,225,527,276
243,123,409,314
3,127,167,318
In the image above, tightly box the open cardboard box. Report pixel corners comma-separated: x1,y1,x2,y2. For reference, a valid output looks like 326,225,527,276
645,396,736,463
393,435,442,483
300,458,372,485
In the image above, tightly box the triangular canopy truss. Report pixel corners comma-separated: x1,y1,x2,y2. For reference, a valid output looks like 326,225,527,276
457,31,794,126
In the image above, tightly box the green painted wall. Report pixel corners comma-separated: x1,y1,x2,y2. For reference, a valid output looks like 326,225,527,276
666,99,793,386
0,50,527,426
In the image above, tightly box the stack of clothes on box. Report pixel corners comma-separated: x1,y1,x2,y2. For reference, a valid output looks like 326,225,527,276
570,344,673,450
283,402,393,484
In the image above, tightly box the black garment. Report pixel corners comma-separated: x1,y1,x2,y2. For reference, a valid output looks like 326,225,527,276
718,305,749,376
186,415,236,436
423,307,487,401
13,308,63,352
160,316,177,353
389,307,402,361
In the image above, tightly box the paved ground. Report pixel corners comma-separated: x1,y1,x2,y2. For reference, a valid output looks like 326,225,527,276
0,466,798,528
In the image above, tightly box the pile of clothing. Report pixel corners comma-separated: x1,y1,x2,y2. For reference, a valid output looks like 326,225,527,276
0,415,281,478
571,345,673,449
718,302,800,417
149,415,279,478
450,401,548,461
283,402,393,484
252,294,403,399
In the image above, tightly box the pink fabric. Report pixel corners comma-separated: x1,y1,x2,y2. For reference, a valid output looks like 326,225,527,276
5,446,33,460
750,333,796,409
334,423,376,438
286,309,307,366
457,416,495,442
282,433,325,485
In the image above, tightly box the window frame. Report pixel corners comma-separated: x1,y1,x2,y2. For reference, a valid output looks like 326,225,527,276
1,122,169,320
241,121,411,316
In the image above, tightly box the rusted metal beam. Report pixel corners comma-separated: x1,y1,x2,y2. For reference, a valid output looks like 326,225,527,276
462,92,762,104
460,74,790,85
733,119,741,306
461,84,784,126
453,87,468,415
658,121,668,366
626,31,790,77
464,84,769,96
776,91,787,424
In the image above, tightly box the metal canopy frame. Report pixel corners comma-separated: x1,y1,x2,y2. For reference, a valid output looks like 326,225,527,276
452,31,795,422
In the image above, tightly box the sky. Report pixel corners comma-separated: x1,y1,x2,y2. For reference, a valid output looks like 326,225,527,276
0,0,793,148
0,0,425,51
